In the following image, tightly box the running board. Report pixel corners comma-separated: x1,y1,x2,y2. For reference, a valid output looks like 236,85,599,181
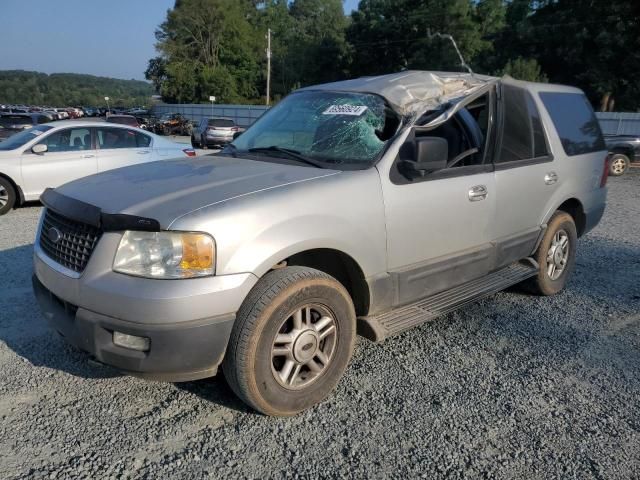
358,260,538,342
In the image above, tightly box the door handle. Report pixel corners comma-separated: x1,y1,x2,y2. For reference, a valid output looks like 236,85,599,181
544,171,558,185
137,150,150,154
82,154,95,158
468,185,488,202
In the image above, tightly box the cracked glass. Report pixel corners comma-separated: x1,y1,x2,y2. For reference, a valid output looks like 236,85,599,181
230,91,394,168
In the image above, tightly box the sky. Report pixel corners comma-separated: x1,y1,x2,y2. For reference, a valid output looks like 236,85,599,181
0,0,360,81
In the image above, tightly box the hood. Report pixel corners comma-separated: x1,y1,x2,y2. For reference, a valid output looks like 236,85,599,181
55,155,338,228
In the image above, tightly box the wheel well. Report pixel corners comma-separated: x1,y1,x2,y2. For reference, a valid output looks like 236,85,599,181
611,146,633,159
0,173,23,206
282,249,370,316
557,198,586,237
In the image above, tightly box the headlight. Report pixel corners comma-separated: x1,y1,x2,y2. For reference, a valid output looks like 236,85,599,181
113,231,215,279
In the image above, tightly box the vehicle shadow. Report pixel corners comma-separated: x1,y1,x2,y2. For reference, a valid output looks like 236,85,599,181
175,377,252,414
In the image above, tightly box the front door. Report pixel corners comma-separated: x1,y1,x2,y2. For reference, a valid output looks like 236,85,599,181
21,126,97,198
382,95,497,307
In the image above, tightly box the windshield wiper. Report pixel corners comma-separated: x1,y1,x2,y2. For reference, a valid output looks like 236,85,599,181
247,146,327,169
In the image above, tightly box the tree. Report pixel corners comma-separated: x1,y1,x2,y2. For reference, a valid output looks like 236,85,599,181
347,0,501,76
499,57,548,82
153,0,261,103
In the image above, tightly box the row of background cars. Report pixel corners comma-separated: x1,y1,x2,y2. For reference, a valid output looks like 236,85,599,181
0,102,247,215
0,105,209,214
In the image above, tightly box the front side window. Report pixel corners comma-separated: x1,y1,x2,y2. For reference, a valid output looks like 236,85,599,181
498,84,549,163
229,90,398,168
96,127,151,149
539,92,606,156
41,128,92,152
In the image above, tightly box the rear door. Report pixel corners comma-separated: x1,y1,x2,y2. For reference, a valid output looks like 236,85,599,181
492,80,556,268
95,126,154,171
20,126,97,197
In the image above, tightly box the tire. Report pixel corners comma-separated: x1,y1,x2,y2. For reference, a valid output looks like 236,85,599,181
609,153,630,176
0,177,16,215
525,211,577,296
223,266,356,416
190,135,199,149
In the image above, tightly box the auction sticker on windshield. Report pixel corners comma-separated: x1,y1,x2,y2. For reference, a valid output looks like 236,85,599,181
323,105,368,116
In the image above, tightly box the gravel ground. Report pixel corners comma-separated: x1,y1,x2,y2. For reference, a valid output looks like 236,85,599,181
0,170,639,479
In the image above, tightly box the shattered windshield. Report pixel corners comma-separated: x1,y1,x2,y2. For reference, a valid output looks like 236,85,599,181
229,91,396,168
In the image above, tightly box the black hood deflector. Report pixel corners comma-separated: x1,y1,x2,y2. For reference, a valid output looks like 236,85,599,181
40,188,161,232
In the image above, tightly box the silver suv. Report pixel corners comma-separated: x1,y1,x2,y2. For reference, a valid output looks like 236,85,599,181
33,72,608,415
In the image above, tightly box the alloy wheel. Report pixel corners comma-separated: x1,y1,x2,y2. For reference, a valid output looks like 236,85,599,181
0,185,8,208
271,304,337,390
611,158,627,175
546,229,570,280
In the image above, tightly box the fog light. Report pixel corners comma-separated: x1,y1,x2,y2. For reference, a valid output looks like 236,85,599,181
113,331,150,352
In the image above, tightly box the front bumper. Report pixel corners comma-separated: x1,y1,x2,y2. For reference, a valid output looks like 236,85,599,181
33,275,234,381
32,233,258,381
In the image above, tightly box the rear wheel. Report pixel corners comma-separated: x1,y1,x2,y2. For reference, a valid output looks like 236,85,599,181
525,211,577,295
609,153,630,176
223,267,356,416
0,177,16,216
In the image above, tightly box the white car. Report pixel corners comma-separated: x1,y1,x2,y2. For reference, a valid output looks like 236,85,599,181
0,120,196,214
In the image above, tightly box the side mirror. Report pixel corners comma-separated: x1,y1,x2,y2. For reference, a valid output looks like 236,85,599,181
399,136,448,178
233,131,243,140
32,143,48,154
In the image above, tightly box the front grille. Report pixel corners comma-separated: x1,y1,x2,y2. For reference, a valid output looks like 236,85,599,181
39,209,102,274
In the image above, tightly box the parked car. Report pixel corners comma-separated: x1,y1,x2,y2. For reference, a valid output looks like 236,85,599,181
53,109,70,119
191,117,241,148
0,113,51,141
603,134,640,176
106,114,140,128
0,120,195,215
31,71,608,415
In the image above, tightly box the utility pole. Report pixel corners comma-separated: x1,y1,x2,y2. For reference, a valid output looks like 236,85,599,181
266,28,271,106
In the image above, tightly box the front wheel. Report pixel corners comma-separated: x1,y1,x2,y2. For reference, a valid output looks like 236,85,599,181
609,153,630,176
0,177,16,215
223,267,356,416
525,211,577,296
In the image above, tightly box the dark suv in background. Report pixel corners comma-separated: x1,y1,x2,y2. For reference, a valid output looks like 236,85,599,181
604,134,640,176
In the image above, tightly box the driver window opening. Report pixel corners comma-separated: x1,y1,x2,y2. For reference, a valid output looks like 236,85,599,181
415,92,491,169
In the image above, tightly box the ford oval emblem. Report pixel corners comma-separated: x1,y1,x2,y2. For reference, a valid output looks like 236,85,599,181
47,227,62,244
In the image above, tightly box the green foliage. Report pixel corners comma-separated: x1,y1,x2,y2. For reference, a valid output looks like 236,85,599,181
146,0,638,110
500,57,548,83
0,70,154,107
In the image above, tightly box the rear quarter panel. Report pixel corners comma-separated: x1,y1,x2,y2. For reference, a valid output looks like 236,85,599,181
527,83,608,226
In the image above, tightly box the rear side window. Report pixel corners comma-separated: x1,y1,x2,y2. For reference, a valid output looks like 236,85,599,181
539,92,606,156
208,119,234,127
96,127,151,149
498,84,549,163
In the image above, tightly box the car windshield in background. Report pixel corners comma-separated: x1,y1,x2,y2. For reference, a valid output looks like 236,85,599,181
209,119,235,127
0,125,53,150
229,90,395,168
109,116,138,127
